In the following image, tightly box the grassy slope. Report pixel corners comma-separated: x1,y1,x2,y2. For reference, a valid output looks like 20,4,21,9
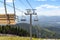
0,36,60,40
0,36,40,40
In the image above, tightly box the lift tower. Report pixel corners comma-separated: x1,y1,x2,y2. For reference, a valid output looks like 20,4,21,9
25,9,37,40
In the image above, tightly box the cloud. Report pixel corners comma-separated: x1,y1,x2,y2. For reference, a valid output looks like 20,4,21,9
0,7,25,16
0,7,14,14
36,4,60,16
6,0,13,3
37,4,60,9
0,7,5,13
36,0,47,1
35,0,56,1
0,7,4,10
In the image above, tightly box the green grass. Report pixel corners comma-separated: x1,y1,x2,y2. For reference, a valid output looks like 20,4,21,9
0,36,40,40
0,36,60,40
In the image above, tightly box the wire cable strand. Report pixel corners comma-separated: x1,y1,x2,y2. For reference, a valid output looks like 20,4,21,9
26,0,33,9
18,0,27,8
0,1,25,13
13,0,16,20
4,0,10,24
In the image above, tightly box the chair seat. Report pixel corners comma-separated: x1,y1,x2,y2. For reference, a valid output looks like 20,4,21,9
21,19,26,21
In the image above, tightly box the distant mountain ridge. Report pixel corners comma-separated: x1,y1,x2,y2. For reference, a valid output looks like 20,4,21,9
32,16,60,28
16,23,60,38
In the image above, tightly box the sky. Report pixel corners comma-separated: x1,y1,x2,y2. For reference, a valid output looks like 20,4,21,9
0,0,60,16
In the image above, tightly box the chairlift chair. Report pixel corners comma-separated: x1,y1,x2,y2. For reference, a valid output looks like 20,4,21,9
34,15,38,21
21,18,26,21
16,16,18,19
33,13,37,15
33,9,36,15
34,19,38,21
21,14,26,21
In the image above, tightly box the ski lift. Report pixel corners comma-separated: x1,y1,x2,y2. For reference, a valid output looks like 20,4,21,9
15,16,20,22
21,13,26,21
34,19,38,21
34,15,38,21
16,16,18,19
33,13,37,15
33,9,37,15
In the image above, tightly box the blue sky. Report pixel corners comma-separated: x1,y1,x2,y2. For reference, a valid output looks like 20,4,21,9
0,0,60,16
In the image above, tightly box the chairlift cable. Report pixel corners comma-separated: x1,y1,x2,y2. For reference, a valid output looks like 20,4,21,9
4,0,10,24
26,0,33,9
18,0,27,8
0,1,25,13
13,0,16,20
